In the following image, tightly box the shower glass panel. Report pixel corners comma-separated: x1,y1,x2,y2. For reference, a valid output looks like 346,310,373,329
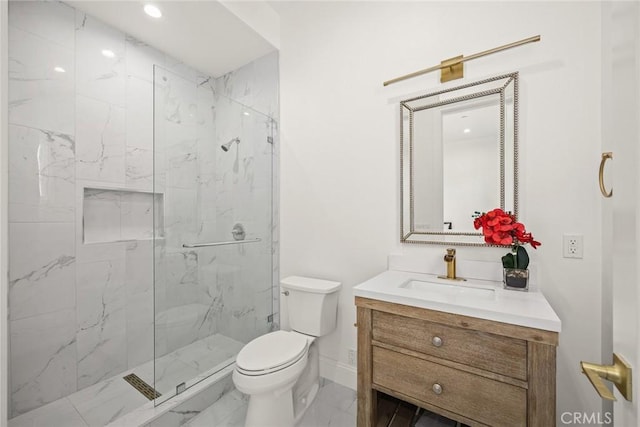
152,65,274,404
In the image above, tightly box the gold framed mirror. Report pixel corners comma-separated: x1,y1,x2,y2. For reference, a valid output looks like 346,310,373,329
400,72,518,246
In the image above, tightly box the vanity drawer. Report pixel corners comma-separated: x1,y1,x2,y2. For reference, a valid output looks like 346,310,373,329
372,310,527,380
372,346,526,427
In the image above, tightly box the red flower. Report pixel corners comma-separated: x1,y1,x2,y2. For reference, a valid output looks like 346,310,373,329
473,209,540,249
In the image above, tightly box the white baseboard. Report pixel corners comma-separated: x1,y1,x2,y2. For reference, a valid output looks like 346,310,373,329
319,355,356,391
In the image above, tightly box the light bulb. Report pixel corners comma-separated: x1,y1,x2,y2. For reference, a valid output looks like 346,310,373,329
144,4,162,18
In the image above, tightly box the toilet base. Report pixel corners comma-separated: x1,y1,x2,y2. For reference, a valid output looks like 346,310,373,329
292,340,320,422
293,381,319,424
245,389,294,427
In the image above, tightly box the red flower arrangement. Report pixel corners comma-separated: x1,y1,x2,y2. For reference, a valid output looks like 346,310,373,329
473,208,541,269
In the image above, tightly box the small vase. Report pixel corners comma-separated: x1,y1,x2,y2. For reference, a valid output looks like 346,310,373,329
503,268,529,291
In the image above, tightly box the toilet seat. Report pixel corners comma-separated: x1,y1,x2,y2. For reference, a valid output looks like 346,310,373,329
236,331,309,376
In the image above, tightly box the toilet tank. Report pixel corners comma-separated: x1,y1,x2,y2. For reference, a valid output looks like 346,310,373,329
281,276,341,337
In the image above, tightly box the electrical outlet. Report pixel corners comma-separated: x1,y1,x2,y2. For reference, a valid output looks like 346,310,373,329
563,234,583,259
347,349,357,367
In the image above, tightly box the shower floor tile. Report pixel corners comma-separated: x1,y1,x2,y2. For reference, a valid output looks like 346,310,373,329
8,333,243,427
67,373,149,426
173,334,244,372
6,397,87,427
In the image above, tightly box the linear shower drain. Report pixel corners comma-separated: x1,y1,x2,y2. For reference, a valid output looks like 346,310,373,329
123,373,162,400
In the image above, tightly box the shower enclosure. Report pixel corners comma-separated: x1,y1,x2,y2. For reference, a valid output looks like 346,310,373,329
6,0,278,424
151,65,276,403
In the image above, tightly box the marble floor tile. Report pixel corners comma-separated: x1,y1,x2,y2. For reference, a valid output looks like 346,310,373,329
212,405,247,427
10,365,460,427
131,356,199,400
67,374,148,427
189,379,458,427
182,390,247,427
187,379,358,427
298,396,356,427
8,397,87,427
313,379,357,413
9,333,243,427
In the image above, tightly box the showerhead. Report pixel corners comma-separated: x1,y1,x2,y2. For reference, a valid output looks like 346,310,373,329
221,137,240,152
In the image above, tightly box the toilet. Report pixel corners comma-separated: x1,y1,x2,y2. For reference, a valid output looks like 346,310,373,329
232,276,341,427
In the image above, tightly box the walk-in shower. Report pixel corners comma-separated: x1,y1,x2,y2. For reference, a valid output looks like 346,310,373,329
6,1,279,425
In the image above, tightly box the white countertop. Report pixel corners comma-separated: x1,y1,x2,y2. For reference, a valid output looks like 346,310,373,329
353,269,561,332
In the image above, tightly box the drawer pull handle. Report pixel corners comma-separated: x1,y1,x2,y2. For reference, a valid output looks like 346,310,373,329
432,383,443,395
432,336,443,347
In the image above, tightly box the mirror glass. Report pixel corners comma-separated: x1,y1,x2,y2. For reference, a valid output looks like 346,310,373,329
400,73,518,245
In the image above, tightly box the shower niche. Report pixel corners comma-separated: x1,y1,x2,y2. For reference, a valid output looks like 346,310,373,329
82,187,164,244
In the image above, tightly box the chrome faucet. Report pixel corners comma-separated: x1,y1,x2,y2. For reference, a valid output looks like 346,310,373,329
438,248,465,281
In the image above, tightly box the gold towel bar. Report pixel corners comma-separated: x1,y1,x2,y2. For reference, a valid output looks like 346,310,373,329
383,35,541,86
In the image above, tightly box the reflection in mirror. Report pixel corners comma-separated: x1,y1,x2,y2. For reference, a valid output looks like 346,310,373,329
400,73,518,246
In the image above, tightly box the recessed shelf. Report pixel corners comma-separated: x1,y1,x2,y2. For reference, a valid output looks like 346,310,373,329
83,187,164,244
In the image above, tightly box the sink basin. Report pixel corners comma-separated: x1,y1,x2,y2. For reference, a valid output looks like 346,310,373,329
399,279,496,301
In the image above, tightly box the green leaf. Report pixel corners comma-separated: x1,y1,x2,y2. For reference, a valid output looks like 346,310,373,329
516,246,529,269
502,253,515,268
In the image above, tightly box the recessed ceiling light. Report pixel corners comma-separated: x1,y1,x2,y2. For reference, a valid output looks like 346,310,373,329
144,4,162,18
54,66,66,73
243,112,250,116
101,49,116,58
463,128,471,133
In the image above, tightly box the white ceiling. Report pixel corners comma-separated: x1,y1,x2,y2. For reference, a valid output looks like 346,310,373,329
442,97,501,143
66,0,277,78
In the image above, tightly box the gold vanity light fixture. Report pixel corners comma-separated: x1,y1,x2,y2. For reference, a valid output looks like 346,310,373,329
383,35,541,86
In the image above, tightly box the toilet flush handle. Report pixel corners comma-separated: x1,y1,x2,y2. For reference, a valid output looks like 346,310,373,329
282,290,289,296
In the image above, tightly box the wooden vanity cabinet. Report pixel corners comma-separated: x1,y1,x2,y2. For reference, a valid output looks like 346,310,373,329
356,297,559,427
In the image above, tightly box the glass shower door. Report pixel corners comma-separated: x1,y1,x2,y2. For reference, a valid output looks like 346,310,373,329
152,64,274,403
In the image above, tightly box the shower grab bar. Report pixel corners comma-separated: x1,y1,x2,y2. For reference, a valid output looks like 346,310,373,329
182,238,261,248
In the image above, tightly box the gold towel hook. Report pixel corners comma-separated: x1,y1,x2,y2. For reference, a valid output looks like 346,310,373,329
599,152,613,198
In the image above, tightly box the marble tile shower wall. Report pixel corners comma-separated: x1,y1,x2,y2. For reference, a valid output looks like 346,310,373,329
153,54,278,354
153,66,229,358
7,0,279,418
211,53,280,337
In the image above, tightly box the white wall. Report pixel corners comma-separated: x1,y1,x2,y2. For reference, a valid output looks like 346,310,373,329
0,1,7,425
278,1,603,422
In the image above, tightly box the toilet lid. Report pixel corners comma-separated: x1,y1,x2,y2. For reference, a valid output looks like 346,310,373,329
236,331,309,374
